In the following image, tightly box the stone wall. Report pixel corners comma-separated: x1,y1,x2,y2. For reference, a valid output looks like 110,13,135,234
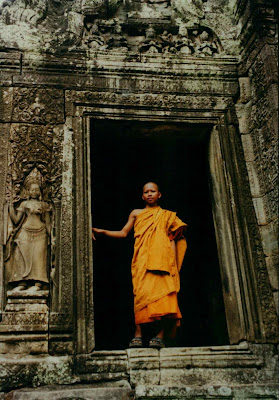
235,0,278,313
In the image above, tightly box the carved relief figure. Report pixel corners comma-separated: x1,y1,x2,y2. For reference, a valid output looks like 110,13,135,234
196,30,218,56
139,25,162,53
5,169,51,293
83,20,105,49
175,25,194,54
106,22,128,51
160,31,176,53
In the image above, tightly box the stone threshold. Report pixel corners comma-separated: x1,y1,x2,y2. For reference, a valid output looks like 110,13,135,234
76,343,275,387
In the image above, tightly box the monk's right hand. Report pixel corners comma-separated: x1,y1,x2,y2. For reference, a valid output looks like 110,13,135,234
92,227,104,240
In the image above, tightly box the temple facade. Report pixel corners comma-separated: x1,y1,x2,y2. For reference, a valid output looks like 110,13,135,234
0,0,278,398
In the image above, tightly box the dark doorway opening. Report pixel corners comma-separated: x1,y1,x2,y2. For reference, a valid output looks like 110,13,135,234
91,119,229,350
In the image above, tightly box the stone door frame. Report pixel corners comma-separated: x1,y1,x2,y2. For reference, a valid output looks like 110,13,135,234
66,90,278,354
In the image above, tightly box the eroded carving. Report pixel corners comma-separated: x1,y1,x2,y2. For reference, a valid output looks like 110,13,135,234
106,22,128,52
0,0,48,26
78,0,223,56
196,30,218,57
0,0,227,56
12,88,64,124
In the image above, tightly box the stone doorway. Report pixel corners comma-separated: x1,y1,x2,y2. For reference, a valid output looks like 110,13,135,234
90,119,229,350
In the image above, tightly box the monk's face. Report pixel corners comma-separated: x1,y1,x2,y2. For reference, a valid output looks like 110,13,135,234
142,183,161,206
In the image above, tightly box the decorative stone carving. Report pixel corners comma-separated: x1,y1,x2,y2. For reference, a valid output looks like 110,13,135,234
106,22,128,52
3,122,62,322
175,25,194,54
82,20,105,50
78,0,223,56
0,0,48,26
196,30,218,57
0,169,51,354
12,88,64,124
0,0,227,57
139,26,162,53
6,124,62,204
4,168,51,293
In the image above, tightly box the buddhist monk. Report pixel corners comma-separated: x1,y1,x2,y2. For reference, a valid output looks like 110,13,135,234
92,182,187,349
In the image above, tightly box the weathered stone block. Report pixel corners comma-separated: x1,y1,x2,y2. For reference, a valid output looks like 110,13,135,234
159,345,264,386
251,124,278,194
262,189,279,224
0,88,13,122
252,197,268,226
127,348,160,387
259,221,279,257
266,255,279,291
273,292,279,315
246,162,262,197
239,77,251,103
0,335,48,355
76,351,129,382
241,134,255,161
235,102,252,134
0,355,74,391
0,51,21,87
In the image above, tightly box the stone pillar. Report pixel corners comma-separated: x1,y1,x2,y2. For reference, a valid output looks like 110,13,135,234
235,0,279,314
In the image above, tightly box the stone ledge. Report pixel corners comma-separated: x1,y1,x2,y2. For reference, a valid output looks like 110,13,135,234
2,383,279,400
135,384,279,399
4,386,134,400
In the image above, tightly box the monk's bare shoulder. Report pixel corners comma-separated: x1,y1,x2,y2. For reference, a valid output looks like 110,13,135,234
129,209,145,219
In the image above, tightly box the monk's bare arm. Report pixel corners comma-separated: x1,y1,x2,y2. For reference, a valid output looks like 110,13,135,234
92,209,142,240
170,239,178,265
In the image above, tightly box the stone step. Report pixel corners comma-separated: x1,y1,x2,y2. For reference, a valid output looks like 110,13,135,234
3,386,134,400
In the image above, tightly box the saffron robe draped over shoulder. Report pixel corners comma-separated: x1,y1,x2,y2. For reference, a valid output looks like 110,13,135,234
131,206,187,323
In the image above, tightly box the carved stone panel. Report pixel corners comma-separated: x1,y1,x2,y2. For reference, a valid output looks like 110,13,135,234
6,124,62,204
11,89,64,125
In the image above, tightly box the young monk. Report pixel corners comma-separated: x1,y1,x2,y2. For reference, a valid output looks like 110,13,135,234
92,182,187,349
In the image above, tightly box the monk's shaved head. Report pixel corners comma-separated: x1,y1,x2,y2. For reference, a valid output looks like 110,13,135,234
143,182,160,192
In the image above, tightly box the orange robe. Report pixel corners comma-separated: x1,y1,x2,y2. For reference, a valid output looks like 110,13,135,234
132,207,187,325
